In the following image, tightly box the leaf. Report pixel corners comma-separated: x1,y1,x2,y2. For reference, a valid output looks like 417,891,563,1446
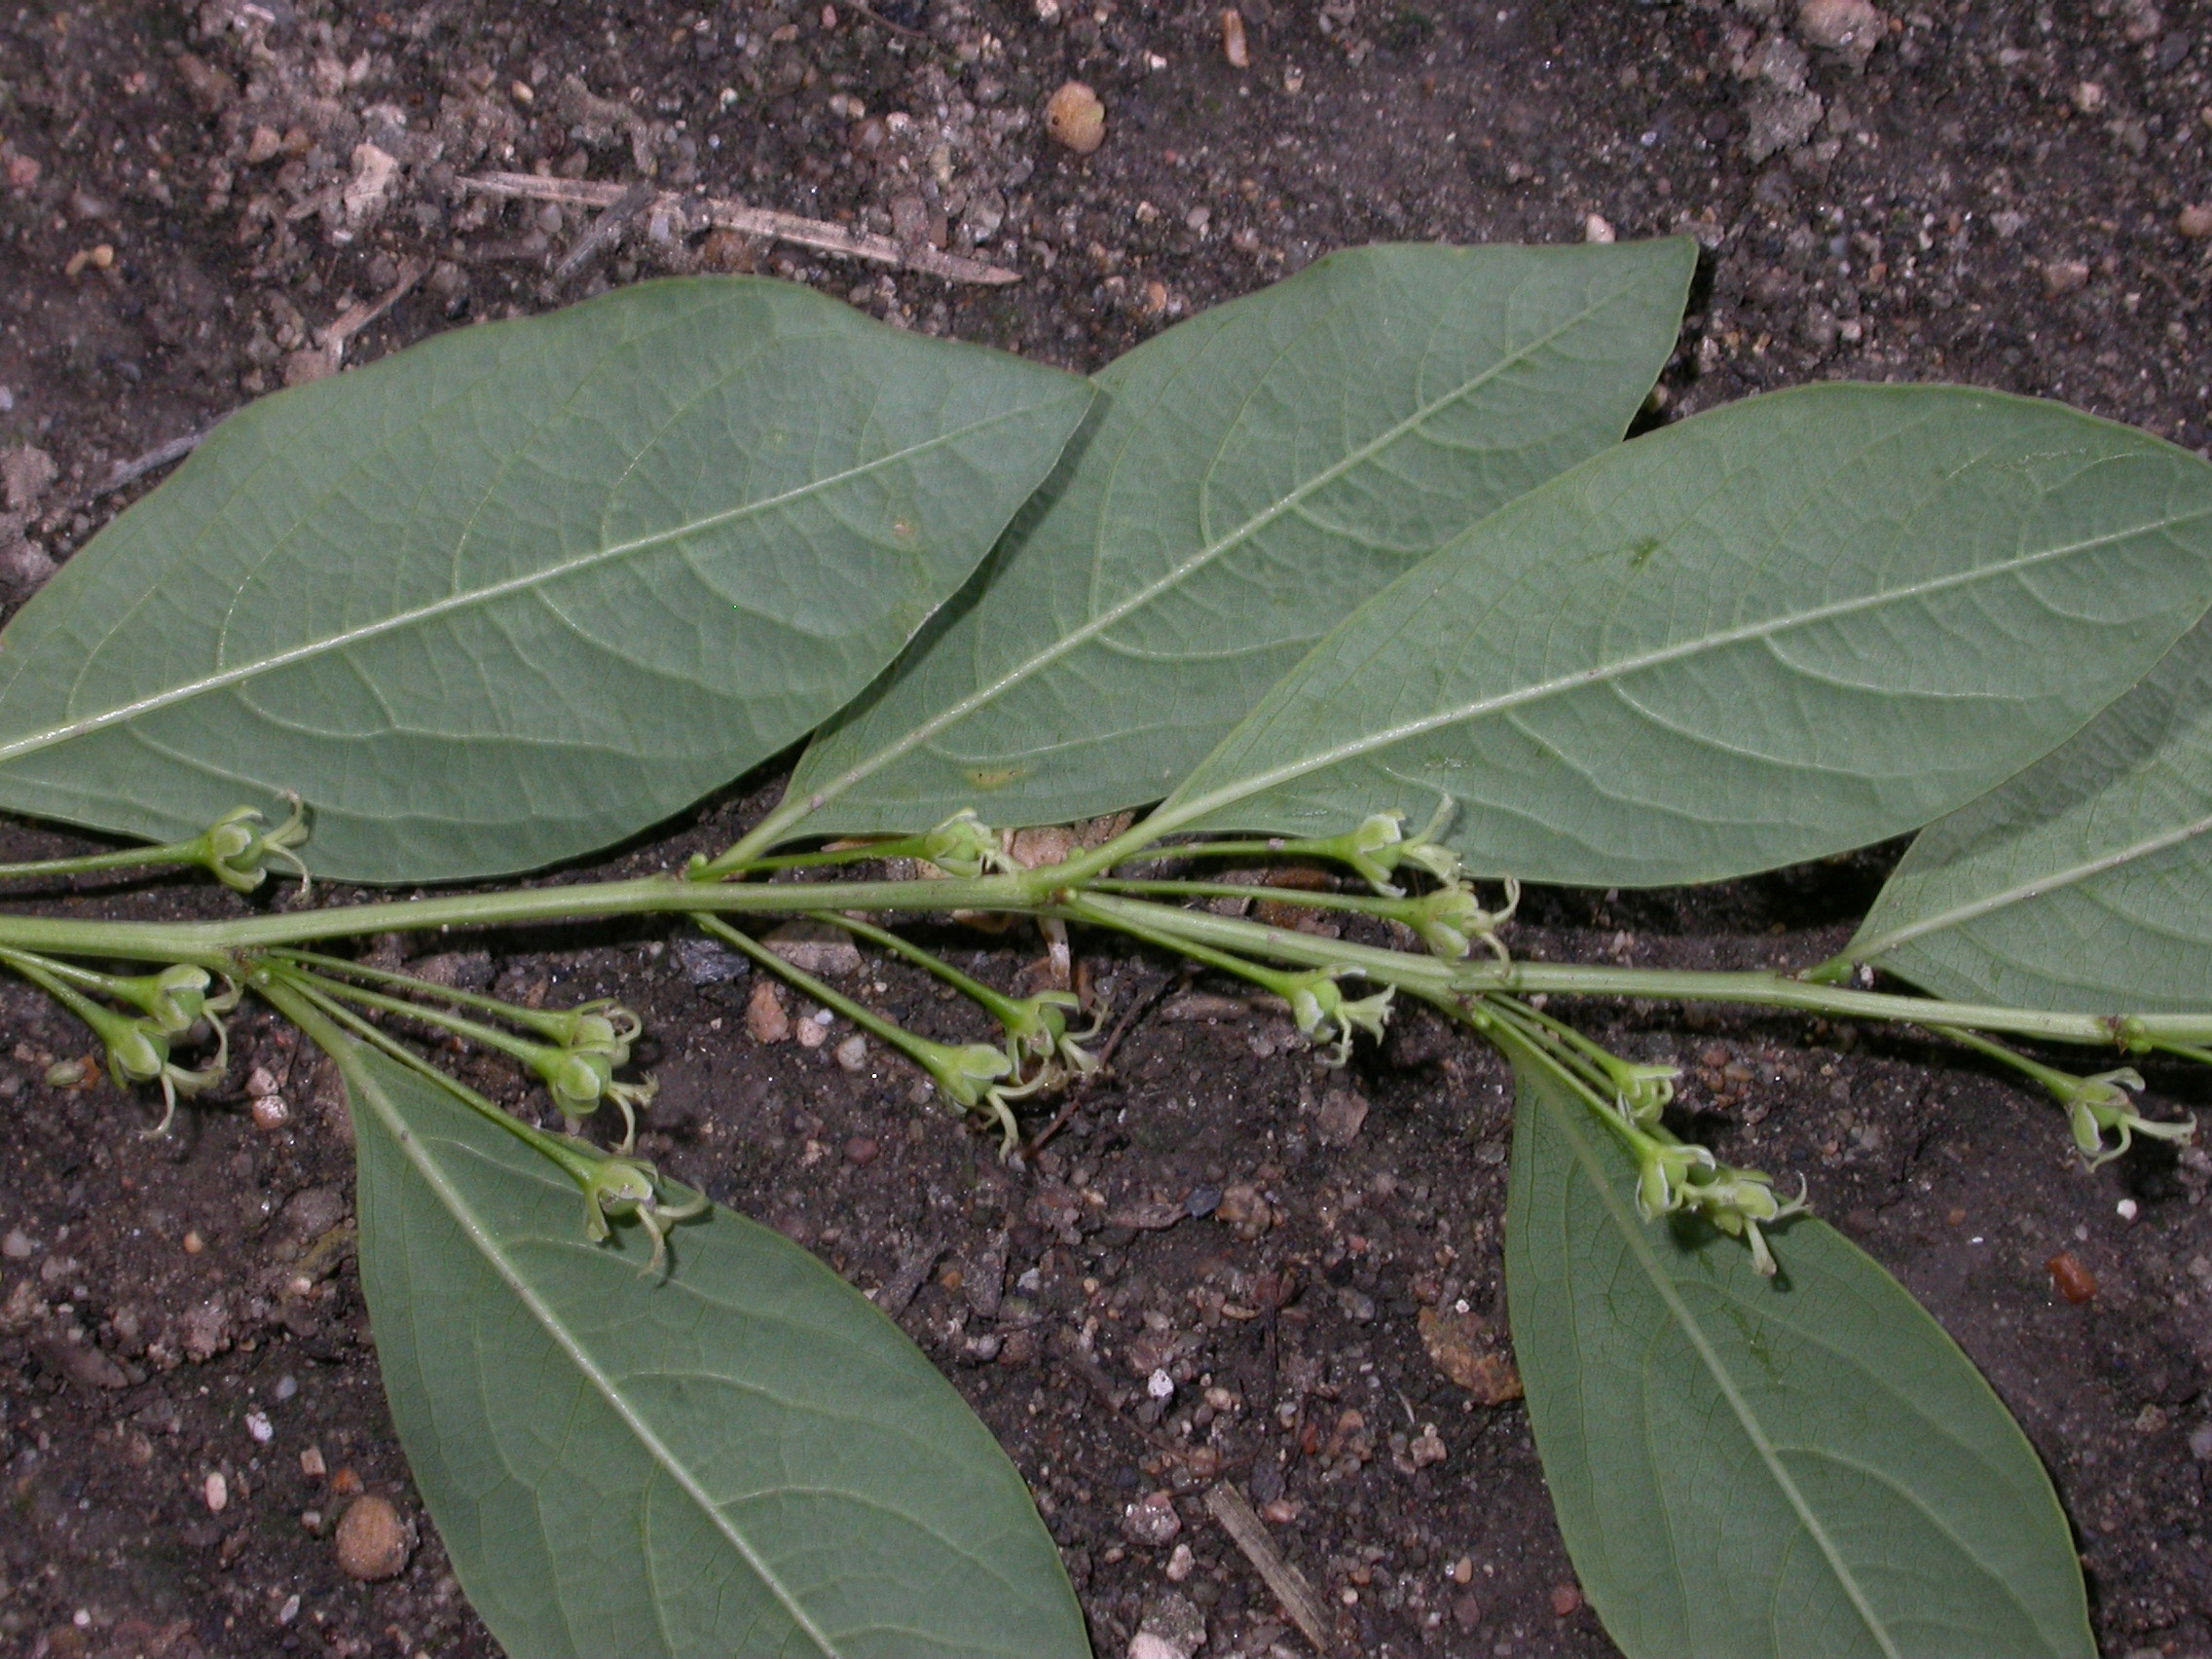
1501,1039,2094,1659
338,1041,1089,1659
0,278,1089,883
1849,612,2212,1012
775,239,1697,839
1158,384,2212,887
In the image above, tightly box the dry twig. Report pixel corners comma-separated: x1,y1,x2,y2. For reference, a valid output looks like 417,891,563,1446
463,171,1020,286
1205,1481,1337,1655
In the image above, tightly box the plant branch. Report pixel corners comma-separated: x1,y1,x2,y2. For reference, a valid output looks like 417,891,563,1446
1063,894,2212,1048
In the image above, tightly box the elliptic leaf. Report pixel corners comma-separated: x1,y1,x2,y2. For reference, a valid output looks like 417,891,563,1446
1502,1040,2094,1659
340,1042,1089,1659
0,278,1090,882
1849,613,2212,1011
777,239,1697,838
1158,385,2212,886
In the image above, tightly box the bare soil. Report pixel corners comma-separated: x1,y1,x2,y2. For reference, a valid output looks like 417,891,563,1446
2,2,2211,1657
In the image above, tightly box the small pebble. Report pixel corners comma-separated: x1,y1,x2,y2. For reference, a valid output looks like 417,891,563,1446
299,1446,327,1478
1583,213,1615,244
275,1374,299,1403
1047,81,1107,155
245,1411,274,1444
843,1135,880,1167
182,1231,204,1255
1410,1423,1448,1468
1,1228,31,1261
1164,1541,1196,1582
745,979,792,1044
1797,0,1884,60
203,1472,228,1513
2117,1198,2139,1222
250,1094,291,1131
834,1033,867,1072
2180,203,2212,240
796,1014,830,1051
1551,1581,1584,1617
1219,7,1248,68
1147,1367,1174,1400
334,1494,414,1581
2046,1252,2096,1304
2042,258,2090,298
1121,1490,1182,1545
1451,1555,1475,1585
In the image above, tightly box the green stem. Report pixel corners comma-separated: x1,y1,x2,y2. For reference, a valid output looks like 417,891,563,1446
1087,876,1398,918
806,911,1029,1023
1065,893,1327,1002
252,968,603,1189
14,864,2212,1052
1064,894,2211,1048
270,967,547,1068
267,949,606,1047
1931,1024,2083,1095
0,870,1042,965
694,795,816,876
692,916,939,1063
716,837,933,876
0,840,204,883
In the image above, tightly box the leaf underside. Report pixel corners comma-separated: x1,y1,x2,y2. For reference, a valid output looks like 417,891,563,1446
0,278,1089,882
1502,1041,2094,1659
1163,383,2212,888
782,238,1697,837
341,1043,1089,1659
1852,611,2212,1011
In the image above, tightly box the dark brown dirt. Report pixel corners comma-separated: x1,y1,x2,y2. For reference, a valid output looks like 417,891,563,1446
3,2,2211,1657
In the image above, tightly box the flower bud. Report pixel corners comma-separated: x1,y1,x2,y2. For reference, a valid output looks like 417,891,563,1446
921,810,1007,878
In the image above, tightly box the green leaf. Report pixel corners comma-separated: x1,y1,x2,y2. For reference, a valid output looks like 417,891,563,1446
1157,385,2212,886
0,278,1089,883
1502,1039,2093,1659
1849,613,2212,1012
773,239,1696,840
338,1041,1088,1659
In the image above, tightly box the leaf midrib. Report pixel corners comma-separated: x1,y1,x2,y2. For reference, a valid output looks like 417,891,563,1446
1859,805,2212,961
353,1054,839,1659
796,262,1670,807
0,406,1038,768
1161,502,2212,833
1523,1045,1905,1659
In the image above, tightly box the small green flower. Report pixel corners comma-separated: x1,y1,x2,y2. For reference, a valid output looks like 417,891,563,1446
1602,1058,1679,1128
533,1046,657,1151
533,1000,641,1063
1631,1133,1716,1222
1279,970,1394,1067
998,988,1080,1066
1394,879,1519,962
109,965,242,1035
80,1004,228,1136
908,1038,1029,1152
921,810,1012,878
194,795,312,894
578,1154,709,1277
1687,1169,1808,1278
2054,1067,2195,1169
